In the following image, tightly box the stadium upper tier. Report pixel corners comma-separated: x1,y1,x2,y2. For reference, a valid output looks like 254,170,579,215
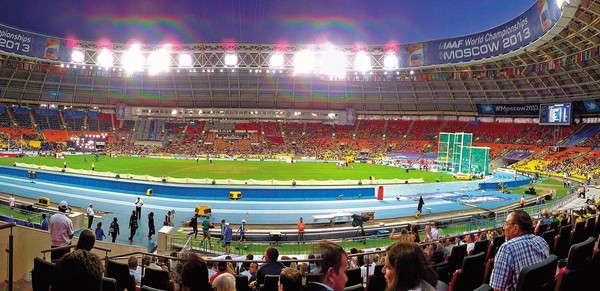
0,0,598,113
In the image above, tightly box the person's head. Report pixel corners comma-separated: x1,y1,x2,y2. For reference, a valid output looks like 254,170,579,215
89,203,93,208
279,267,303,291
242,219,246,224
504,210,534,240
136,197,140,201
225,222,230,228
131,210,136,216
212,272,235,291
181,253,211,291
299,217,303,222
383,242,437,291
113,217,118,223
52,250,103,291
313,241,348,291
400,228,408,235
128,256,138,270
76,228,96,251
149,212,154,218
264,246,279,263
58,200,68,213
249,262,258,274
221,219,226,224
42,213,46,220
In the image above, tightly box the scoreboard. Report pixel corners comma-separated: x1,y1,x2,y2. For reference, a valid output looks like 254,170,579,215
539,103,572,126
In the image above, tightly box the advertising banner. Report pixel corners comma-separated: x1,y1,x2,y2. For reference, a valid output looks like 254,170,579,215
477,103,539,116
0,24,70,61
398,0,562,67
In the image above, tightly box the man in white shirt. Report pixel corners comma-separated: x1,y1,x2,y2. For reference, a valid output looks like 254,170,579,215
8,194,15,216
135,197,143,220
49,200,74,262
430,222,439,241
86,203,95,229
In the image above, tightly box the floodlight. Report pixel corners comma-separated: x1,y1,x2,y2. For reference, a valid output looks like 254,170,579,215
71,50,85,63
354,51,371,73
177,53,193,67
224,53,238,67
148,45,171,75
320,44,346,79
384,54,398,70
122,44,145,74
269,53,284,68
293,49,316,74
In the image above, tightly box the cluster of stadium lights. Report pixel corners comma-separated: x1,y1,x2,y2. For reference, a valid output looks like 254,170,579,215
66,43,407,78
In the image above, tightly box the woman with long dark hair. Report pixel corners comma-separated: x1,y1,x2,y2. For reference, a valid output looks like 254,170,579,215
383,242,438,291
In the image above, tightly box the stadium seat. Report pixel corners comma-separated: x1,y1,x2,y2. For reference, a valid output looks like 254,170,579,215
447,252,485,291
366,275,386,291
569,221,586,246
102,277,118,291
433,244,467,284
106,260,136,291
514,254,558,291
372,264,384,276
141,268,172,291
553,224,572,259
344,267,363,287
583,217,595,239
541,229,557,254
555,237,596,291
259,274,279,291
485,235,505,263
482,258,494,284
234,274,251,291
32,257,55,291
470,239,489,256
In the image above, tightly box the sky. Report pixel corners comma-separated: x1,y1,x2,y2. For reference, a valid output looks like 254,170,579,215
0,0,538,46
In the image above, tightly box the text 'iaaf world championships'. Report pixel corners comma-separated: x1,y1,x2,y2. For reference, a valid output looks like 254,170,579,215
0,29,31,43
438,18,531,61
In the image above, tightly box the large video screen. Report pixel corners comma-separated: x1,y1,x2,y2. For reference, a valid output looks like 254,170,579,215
539,103,572,126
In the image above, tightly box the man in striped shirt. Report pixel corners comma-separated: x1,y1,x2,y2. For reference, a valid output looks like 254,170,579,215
489,210,549,291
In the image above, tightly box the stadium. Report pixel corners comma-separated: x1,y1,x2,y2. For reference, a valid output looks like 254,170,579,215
1,0,599,290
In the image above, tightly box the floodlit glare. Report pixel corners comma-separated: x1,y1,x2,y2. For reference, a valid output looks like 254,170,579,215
71,50,85,63
384,54,398,70
97,50,114,68
122,45,145,74
321,46,346,79
293,50,316,74
269,54,284,68
354,51,372,73
148,46,172,75
177,53,193,67
224,53,238,66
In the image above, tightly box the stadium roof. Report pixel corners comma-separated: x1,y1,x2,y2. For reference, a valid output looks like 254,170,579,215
0,0,536,45
0,0,598,115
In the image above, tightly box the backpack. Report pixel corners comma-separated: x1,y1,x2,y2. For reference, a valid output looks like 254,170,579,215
109,222,115,233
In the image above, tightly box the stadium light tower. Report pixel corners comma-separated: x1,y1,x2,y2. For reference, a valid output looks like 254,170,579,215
224,53,238,67
354,51,372,73
97,49,114,69
177,53,193,68
122,43,145,75
320,43,346,79
148,44,172,75
269,53,284,68
383,54,398,70
71,50,85,63
293,49,316,75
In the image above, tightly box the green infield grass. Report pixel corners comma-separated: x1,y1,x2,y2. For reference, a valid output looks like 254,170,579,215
0,155,454,182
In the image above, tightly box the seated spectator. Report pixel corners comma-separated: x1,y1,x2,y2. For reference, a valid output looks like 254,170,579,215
241,262,258,282
489,210,549,291
210,260,229,283
256,246,285,287
383,242,438,291
52,250,103,291
76,228,96,251
304,241,348,291
181,252,212,291
212,272,235,291
128,256,142,286
279,267,303,291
